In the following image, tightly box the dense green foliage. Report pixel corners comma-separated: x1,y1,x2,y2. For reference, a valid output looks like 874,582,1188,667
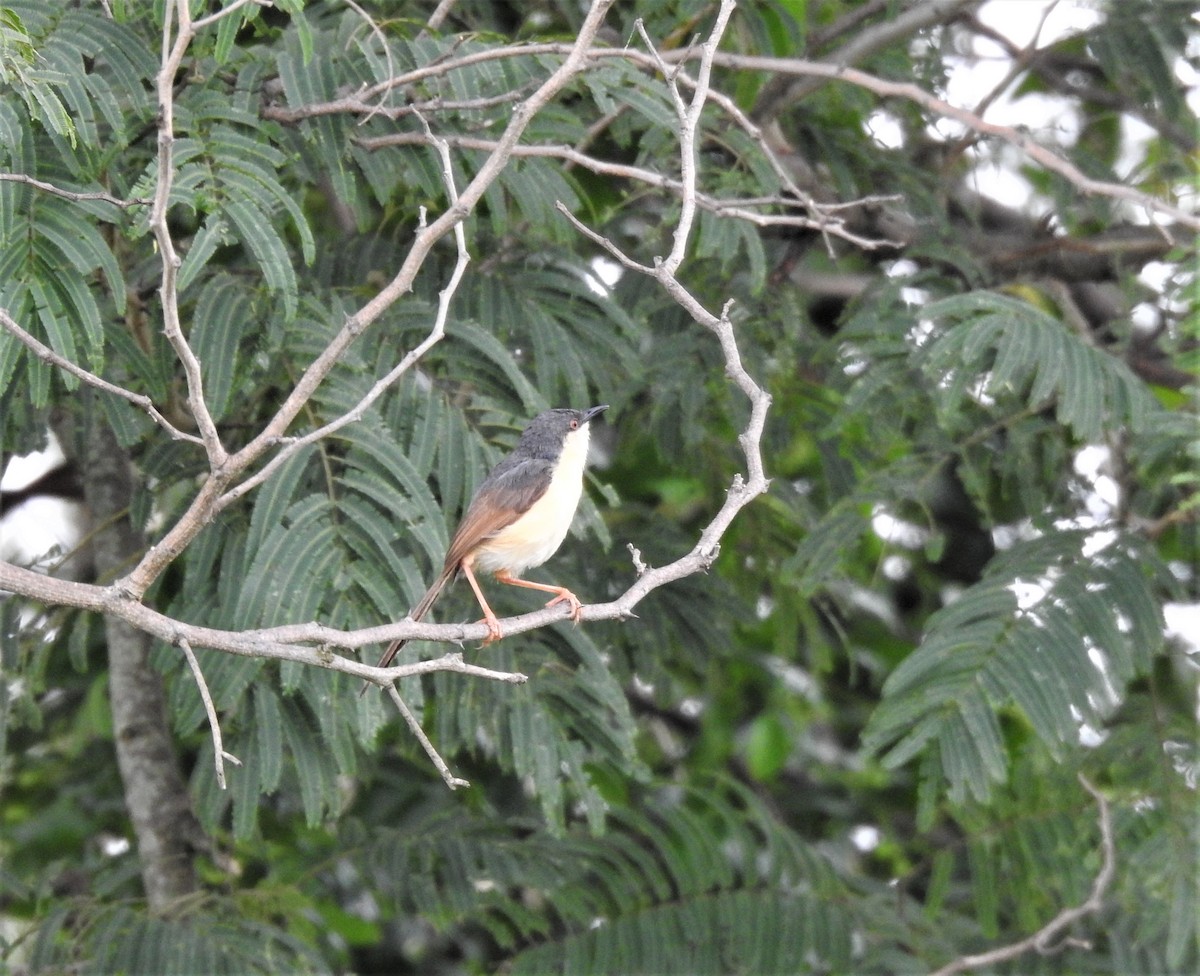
1,1,1196,973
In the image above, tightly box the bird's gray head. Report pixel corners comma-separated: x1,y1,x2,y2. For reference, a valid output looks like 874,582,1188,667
517,404,607,459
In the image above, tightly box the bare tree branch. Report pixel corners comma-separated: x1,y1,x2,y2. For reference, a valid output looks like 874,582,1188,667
118,0,618,601
281,39,1193,233
354,131,896,249
180,638,241,791
387,683,470,790
421,0,459,36
930,774,1117,976
0,171,148,208
215,110,471,512
700,52,1200,234
0,557,533,688
753,0,980,114
149,0,228,466
0,308,204,445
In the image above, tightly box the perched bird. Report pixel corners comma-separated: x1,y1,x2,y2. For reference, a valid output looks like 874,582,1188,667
364,405,607,692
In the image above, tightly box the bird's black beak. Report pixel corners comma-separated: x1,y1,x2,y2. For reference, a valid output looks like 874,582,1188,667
582,404,608,424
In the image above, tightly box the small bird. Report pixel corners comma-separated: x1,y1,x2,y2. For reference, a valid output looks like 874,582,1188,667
364,404,607,693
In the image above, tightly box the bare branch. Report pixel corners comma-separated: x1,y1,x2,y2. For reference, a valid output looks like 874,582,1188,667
355,131,895,249
215,111,471,512
118,0,618,599
754,0,979,113
290,39,1192,232
421,0,459,36
387,684,470,790
0,558,532,690
0,172,148,208
699,52,1200,234
0,307,204,445
929,774,1117,976
551,0,773,635
180,638,241,791
342,0,398,125
634,0,734,275
149,0,227,466
190,0,269,32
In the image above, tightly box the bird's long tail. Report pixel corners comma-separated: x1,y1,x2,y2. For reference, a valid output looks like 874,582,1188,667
360,567,454,696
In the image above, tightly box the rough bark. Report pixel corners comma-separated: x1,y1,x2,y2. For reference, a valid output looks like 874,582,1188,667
81,411,200,909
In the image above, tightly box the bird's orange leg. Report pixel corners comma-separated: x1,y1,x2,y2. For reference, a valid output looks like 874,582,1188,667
493,569,583,623
461,563,503,644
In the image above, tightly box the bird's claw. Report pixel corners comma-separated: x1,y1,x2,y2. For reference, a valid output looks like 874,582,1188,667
545,589,583,624
480,614,503,645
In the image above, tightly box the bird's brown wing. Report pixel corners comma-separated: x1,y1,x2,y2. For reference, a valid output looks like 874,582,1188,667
441,456,555,571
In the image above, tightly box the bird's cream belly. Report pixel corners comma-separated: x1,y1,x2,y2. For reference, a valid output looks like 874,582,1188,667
473,427,590,575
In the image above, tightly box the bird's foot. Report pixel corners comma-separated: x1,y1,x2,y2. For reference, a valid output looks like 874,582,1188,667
480,612,503,645
544,588,583,624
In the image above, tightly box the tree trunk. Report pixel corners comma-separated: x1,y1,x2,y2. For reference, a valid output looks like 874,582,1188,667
81,412,200,909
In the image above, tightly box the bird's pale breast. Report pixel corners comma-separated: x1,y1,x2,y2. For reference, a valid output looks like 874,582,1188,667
472,425,591,575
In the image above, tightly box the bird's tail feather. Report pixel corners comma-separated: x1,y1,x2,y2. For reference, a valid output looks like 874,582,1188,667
360,567,454,696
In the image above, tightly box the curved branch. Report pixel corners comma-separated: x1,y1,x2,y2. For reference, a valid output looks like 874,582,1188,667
354,131,896,249
0,171,148,208
930,774,1116,976
0,308,204,445
118,0,617,599
280,39,1193,233
149,0,228,467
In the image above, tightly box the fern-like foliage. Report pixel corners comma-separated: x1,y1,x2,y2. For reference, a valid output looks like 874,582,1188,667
22,900,329,975
360,781,860,975
863,529,1172,803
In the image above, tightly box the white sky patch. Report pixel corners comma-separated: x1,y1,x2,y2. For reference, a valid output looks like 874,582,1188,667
1010,577,1048,611
1081,529,1119,559
1086,643,1120,708
1130,302,1160,334
1165,603,1200,656
839,343,870,377
871,508,928,549
631,674,655,698
885,259,919,279
976,0,1104,50
590,255,622,289
1074,448,1121,520
850,824,881,853
1077,722,1108,748
865,109,905,149
100,834,131,857
906,317,937,347
1,496,89,577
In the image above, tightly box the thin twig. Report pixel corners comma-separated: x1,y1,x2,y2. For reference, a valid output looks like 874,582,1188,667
149,0,228,467
0,307,204,445
215,110,471,511
0,172,148,208
119,0,617,599
190,0,267,32
342,0,397,125
387,684,470,789
180,638,242,790
929,774,1117,976
634,1,733,276
553,0,773,630
421,0,458,36
288,40,1194,232
355,132,895,250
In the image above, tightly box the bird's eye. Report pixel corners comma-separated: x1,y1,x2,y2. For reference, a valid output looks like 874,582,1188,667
569,419,579,430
